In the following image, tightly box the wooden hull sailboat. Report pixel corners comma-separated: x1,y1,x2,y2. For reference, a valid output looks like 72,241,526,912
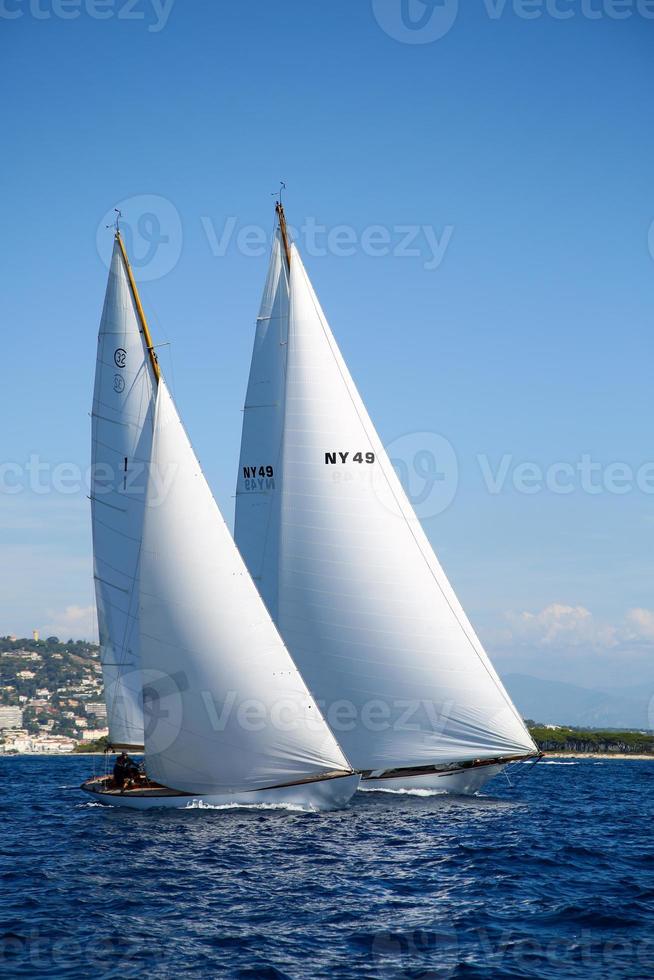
235,202,538,796
82,223,359,811
81,771,359,811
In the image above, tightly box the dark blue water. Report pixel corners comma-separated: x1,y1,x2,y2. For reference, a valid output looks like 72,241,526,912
1,757,653,979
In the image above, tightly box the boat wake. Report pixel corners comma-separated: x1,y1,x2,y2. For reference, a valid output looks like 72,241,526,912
358,786,448,797
182,800,313,813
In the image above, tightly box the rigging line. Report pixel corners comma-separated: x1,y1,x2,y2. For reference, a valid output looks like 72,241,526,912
95,555,139,583
88,495,127,513
298,257,532,742
93,514,141,543
94,574,129,594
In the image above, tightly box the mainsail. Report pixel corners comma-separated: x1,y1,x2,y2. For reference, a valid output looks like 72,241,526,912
138,379,353,795
235,214,536,776
91,234,158,748
235,227,288,620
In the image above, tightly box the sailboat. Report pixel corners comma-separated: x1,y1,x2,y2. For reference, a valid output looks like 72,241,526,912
235,202,538,795
82,225,358,810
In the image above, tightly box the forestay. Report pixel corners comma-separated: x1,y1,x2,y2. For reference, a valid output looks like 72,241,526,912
138,380,352,795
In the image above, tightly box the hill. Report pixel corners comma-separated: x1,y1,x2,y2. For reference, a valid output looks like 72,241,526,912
502,673,651,730
0,635,105,743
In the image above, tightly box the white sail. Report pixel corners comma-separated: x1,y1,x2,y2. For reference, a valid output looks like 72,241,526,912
91,239,157,747
138,379,352,795
237,239,536,773
234,229,289,620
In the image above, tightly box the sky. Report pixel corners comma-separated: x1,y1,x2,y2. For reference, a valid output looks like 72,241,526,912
1,0,653,696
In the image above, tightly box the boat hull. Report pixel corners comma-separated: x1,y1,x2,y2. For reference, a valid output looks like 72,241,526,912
81,773,360,811
360,763,505,795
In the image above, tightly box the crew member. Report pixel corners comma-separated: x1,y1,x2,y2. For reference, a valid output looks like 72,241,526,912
113,751,139,789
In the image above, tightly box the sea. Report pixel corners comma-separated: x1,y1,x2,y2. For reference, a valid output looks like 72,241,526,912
0,756,652,979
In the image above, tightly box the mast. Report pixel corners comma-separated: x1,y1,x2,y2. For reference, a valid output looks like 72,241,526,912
275,201,291,273
115,230,161,384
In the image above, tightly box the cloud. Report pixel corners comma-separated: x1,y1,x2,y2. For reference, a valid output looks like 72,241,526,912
496,603,654,654
503,603,619,650
41,604,98,643
488,603,654,690
624,608,654,642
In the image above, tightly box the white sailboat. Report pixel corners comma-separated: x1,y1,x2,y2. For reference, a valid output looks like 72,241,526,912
83,227,358,810
235,203,538,795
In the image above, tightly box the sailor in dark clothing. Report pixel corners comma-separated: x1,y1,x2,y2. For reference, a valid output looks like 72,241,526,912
113,751,139,789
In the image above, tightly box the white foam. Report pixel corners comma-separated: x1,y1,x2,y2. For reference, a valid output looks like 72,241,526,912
181,799,312,813
358,786,448,797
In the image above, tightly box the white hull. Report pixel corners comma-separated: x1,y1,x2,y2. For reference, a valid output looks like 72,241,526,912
361,763,505,796
81,773,360,811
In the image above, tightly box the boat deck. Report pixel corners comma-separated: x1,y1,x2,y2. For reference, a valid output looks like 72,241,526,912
82,776,188,798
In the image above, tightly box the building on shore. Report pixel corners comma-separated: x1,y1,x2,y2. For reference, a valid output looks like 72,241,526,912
0,731,76,754
83,728,109,740
0,706,24,729
85,702,107,720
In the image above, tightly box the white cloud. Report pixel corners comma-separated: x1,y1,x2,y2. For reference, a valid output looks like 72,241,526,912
497,602,654,654
624,608,654,642
504,603,618,650
41,604,98,643
489,604,654,689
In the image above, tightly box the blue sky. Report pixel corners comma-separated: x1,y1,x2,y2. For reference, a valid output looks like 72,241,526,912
1,1,653,691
